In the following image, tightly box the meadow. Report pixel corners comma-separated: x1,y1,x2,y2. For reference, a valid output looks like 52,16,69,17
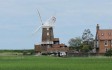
0,56,112,70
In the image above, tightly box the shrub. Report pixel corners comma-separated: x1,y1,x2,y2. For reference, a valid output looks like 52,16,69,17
105,49,112,57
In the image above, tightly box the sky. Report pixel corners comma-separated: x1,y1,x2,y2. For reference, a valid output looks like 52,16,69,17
0,0,112,49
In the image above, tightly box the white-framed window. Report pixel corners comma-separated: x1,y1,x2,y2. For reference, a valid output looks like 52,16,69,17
111,40,112,46
101,33,104,36
104,40,108,46
96,41,99,48
105,48,108,52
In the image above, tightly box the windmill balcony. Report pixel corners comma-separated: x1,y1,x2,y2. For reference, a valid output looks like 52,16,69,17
41,41,53,44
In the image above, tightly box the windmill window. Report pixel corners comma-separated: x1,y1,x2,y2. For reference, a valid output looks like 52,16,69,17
47,28,49,30
47,32,49,36
104,40,108,46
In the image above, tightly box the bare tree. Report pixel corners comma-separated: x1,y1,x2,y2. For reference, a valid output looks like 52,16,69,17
82,29,94,44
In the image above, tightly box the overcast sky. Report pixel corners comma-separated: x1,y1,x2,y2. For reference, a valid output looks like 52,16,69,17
0,0,112,49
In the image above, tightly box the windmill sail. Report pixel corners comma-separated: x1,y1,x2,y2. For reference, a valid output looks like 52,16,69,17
43,16,56,27
34,25,42,34
37,9,43,25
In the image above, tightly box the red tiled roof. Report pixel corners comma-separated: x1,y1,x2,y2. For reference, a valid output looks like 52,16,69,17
97,29,112,40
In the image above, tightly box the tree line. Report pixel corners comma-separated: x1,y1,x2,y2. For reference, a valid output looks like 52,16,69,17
0,49,34,55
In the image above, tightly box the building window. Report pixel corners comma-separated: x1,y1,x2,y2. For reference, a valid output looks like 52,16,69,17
108,33,111,36
111,40,112,46
96,41,99,48
54,41,59,44
104,40,108,46
105,48,108,52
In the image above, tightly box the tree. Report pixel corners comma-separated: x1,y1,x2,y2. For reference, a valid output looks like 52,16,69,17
68,37,82,51
82,29,94,44
82,29,94,53
82,45,91,53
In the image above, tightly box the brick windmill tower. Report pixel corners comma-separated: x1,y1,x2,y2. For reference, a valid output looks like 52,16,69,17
40,16,56,52
34,10,68,55
34,10,56,52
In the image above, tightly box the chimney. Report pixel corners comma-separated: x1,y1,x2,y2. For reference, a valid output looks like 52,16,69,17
96,24,99,31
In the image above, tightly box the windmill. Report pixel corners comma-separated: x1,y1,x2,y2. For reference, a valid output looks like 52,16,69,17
34,10,56,52
34,10,69,55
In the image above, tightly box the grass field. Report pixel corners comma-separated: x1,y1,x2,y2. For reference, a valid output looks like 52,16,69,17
0,56,112,70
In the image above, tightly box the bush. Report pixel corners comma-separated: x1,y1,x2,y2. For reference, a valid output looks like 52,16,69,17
82,45,90,53
105,49,112,57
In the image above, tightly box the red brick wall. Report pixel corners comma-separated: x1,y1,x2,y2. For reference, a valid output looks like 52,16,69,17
99,40,112,53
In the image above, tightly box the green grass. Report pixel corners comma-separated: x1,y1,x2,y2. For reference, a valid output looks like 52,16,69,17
0,56,112,70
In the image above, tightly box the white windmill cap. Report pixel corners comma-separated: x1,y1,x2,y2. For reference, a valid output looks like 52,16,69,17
43,16,56,27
